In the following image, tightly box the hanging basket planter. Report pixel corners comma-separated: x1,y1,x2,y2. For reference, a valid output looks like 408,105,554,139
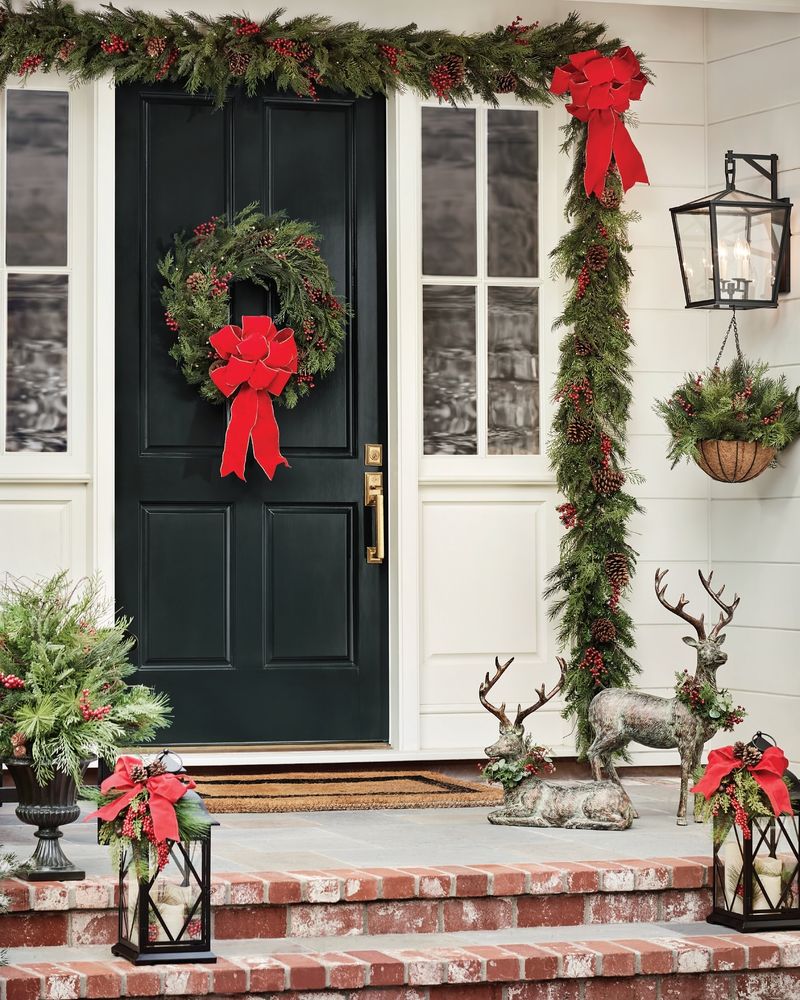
695,440,776,483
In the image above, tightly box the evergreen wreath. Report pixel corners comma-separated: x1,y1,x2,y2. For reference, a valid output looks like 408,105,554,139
159,204,347,408
675,670,746,733
482,743,555,793
1,1,650,757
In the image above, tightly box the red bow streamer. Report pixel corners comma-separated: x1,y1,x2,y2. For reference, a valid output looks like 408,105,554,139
209,315,298,481
692,745,793,818
84,755,195,843
550,47,649,199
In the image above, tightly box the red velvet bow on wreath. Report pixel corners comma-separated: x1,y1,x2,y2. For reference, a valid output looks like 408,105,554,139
549,46,649,199
85,754,195,844
209,315,298,481
692,744,793,818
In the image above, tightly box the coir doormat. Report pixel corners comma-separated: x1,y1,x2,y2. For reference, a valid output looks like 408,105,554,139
193,769,503,813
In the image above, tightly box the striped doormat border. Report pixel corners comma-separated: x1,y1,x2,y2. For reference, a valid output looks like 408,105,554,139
194,769,503,813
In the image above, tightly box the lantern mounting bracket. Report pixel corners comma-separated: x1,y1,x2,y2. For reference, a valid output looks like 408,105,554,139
725,150,780,199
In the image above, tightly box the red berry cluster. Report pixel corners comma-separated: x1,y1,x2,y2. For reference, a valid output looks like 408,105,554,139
186,919,202,939
576,264,591,300
155,47,179,81
379,44,403,74
208,266,233,298
505,15,539,41
303,276,323,303
0,672,25,690
557,377,594,412
762,403,784,425
599,433,612,469
270,37,297,58
296,372,316,390
234,18,260,36
164,311,179,332
673,393,694,415
579,646,606,686
726,784,751,838
597,223,608,238
556,502,581,529
194,216,219,240
101,34,129,55
429,63,456,99
609,581,621,612
742,377,753,399
676,670,704,710
79,689,111,722
18,54,43,75
302,66,323,100
315,337,327,353
294,235,317,252
302,317,316,342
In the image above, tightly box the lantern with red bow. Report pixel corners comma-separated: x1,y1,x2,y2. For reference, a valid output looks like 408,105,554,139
86,750,216,964
692,733,800,931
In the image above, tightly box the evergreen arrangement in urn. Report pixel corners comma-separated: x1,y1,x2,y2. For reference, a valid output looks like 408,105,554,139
0,574,170,785
655,358,800,468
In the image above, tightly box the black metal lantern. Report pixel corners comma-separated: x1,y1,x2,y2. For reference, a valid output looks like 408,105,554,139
708,734,800,932
671,151,792,309
111,750,217,965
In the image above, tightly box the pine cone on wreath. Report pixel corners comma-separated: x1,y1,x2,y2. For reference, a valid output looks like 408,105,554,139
592,467,625,496
130,764,148,784
58,38,77,62
591,617,617,644
494,71,518,94
443,54,466,87
145,36,167,58
586,244,609,272
227,50,251,76
733,741,763,767
604,552,630,588
574,335,593,357
566,418,593,444
598,182,622,210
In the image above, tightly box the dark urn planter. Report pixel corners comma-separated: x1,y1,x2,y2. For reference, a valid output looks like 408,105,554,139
5,759,85,881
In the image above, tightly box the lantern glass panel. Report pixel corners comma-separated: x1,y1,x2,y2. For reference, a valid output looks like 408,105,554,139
118,839,208,955
714,192,788,305
675,206,713,304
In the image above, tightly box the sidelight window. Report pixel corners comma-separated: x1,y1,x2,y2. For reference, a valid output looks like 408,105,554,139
421,105,541,457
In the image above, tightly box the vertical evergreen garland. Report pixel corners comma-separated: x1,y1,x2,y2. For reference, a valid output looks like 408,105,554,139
545,123,643,758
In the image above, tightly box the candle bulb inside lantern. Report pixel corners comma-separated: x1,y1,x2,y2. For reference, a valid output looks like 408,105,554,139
734,238,751,281
717,241,729,281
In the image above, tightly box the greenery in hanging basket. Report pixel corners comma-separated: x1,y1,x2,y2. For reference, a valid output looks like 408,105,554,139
655,358,800,468
0,574,170,785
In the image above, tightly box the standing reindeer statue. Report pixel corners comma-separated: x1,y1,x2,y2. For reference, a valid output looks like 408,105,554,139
480,656,634,830
588,568,740,825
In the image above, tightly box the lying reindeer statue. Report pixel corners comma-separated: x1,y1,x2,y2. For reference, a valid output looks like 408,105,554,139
480,656,634,830
588,568,740,826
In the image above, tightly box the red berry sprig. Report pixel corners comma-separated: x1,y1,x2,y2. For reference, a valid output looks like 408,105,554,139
726,784,751,838
0,672,25,690
164,311,179,332
193,216,219,240
234,18,260,36
762,403,784,425
296,372,316,390
579,646,606,686
79,689,111,722
302,317,316,342
673,393,694,415
156,47,179,81
18,54,43,76
209,266,233,298
600,433,612,469
302,276,323,303
270,37,297,58
576,264,591,300
556,502,581,529
556,377,593,412
294,235,317,252
101,34,129,55
379,44,403,73
505,15,539,42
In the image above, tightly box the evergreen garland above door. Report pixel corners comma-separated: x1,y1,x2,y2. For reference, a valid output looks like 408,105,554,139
0,0,651,757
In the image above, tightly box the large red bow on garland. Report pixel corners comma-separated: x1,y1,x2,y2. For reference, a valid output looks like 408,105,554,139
692,745,793,817
209,315,298,481
84,755,195,843
550,47,649,199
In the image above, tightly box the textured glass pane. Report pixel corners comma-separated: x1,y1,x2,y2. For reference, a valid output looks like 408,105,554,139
423,285,476,454
488,286,539,455
421,108,477,276
487,109,538,277
6,90,69,267
6,274,68,452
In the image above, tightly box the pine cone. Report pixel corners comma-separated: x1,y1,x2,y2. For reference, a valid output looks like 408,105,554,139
147,760,167,777
186,271,204,293
574,336,593,357
605,552,630,587
228,50,251,76
145,36,167,58
566,418,593,445
591,617,617,644
494,71,518,94
130,764,148,783
598,182,622,209
57,39,77,62
443,54,465,87
592,467,625,496
586,244,609,272
734,741,763,767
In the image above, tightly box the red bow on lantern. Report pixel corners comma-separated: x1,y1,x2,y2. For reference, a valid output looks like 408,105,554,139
692,745,793,818
550,47,649,199
84,755,195,843
209,315,298,481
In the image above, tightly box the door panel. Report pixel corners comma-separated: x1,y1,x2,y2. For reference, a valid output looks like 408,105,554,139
116,84,387,745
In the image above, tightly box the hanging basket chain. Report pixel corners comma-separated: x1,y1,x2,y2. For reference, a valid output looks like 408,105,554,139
714,309,743,367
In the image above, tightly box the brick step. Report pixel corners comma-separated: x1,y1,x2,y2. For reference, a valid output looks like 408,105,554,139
0,856,712,947
3,922,800,1000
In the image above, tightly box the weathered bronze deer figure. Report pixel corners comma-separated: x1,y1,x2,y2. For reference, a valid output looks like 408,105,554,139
588,568,740,825
481,656,634,830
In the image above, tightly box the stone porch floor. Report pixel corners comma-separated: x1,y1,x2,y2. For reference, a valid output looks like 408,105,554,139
0,777,708,877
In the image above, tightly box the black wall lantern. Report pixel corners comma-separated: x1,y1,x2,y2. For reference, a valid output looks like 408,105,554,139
671,151,792,309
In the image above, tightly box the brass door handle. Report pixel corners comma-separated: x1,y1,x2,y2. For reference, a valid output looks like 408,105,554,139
364,472,384,564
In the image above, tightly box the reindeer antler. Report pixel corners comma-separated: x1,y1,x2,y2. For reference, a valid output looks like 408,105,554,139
514,657,567,727
654,568,706,639
699,569,740,639
479,656,513,728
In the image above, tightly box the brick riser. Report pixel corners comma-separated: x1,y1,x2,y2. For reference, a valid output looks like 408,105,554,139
3,932,800,1000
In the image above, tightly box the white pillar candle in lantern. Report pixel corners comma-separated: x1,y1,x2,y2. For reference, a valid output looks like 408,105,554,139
753,856,783,912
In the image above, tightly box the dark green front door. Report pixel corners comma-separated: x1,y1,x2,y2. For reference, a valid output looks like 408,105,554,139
115,83,387,745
